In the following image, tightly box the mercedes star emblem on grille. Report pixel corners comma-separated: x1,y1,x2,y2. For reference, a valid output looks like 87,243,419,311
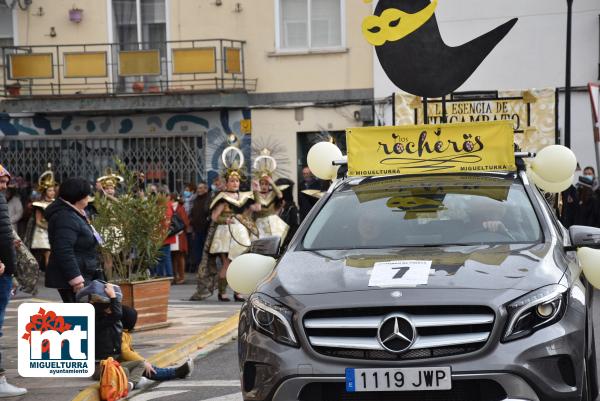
377,314,416,354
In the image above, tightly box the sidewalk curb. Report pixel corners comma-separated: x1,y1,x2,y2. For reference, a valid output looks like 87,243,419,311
71,312,240,401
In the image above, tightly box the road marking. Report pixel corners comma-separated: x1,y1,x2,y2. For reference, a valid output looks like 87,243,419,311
200,393,242,401
130,390,188,401
158,380,240,388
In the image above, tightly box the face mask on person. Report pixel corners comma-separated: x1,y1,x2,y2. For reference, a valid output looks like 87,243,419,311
584,174,594,180
211,184,218,192
183,190,192,199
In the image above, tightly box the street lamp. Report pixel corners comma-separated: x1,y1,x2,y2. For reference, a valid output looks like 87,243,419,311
564,0,573,148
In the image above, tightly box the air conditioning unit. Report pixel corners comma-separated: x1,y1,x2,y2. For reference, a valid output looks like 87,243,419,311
354,105,374,124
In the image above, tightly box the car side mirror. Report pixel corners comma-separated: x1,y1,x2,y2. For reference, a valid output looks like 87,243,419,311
569,225,600,248
570,227,600,290
249,236,281,258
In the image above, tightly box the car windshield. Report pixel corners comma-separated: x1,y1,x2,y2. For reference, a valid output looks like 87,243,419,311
302,176,542,250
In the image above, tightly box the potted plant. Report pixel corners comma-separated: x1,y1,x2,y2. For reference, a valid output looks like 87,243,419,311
69,7,83,23
92,160,171,330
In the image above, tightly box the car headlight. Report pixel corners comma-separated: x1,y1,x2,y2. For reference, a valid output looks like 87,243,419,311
250,294,299,347
502,284,568,342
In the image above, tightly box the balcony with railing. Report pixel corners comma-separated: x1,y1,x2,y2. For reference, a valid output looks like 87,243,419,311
0,39,256,97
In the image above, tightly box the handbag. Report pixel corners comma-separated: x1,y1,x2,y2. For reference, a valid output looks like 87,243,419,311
167,213,185,237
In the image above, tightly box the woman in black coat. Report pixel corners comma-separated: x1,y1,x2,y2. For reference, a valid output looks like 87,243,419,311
45,178,103,303
275,178,300,251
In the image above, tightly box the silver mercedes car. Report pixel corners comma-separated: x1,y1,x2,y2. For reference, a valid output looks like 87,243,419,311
238,168,600,401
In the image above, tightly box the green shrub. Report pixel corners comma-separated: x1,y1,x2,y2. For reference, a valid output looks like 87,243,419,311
92,160,168,282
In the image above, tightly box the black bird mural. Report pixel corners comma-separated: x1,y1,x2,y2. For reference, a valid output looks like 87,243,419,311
363,0,518,98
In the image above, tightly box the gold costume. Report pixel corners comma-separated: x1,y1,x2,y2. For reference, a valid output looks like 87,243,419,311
30,165,56,251
31,201,52,250
254,186,289,242
208,191,257,260
95,171,124,254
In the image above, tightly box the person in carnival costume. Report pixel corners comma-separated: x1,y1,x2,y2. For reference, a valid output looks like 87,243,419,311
96,170,123,201
252,149,289,243
26,164,56,269
191,143,257,302
95,169,124,279
209,146,258,301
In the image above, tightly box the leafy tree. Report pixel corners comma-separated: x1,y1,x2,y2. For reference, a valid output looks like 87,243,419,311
92,160,168,282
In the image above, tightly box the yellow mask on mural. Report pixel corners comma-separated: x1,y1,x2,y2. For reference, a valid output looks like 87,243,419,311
362,0,438,46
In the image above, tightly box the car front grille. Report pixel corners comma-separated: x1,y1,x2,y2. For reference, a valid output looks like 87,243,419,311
303,306,495,361
298,380,507,401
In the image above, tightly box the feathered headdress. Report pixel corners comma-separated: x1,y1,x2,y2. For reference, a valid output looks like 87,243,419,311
38,163,56,192
97,168,124,189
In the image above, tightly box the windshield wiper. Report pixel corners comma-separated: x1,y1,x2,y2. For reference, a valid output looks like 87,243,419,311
407,243,475,247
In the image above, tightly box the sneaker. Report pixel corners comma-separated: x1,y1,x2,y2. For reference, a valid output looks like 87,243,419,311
175,359,192,379
0,376,27,397
185,357,194,378
134,376,155,390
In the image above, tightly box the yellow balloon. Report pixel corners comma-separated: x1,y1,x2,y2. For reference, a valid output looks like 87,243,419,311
226,253,277,295
307,142,343,180
531,145,577,182
578,247,600,289
529,171,573,193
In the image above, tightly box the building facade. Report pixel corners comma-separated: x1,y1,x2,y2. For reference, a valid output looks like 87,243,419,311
0,0,373,192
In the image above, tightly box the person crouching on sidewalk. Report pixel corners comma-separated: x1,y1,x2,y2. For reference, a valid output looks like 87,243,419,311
120,305,193,381
88,282,152,390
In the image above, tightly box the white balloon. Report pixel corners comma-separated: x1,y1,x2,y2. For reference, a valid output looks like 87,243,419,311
531,145,577,182
578,247,600,289
307,142,343,180
226,253,277,295
529,170,573,193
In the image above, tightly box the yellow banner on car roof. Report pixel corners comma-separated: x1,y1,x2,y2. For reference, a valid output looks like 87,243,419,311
346,121,516,177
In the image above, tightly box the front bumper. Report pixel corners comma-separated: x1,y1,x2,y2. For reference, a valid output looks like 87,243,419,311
238,287,587,401
268,373,537,401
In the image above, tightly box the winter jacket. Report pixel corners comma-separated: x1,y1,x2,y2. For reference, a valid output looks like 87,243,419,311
0,192,16,276
163,201,176,246
120,331,144,362
95,299,123,361
574,186,600,228
190,193,211,235
44,198,102,289
279,202,300,250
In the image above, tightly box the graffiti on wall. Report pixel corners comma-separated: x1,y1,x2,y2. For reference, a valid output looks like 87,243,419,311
0,109,252,184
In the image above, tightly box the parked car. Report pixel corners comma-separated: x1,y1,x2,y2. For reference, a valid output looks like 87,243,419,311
238,166,599,401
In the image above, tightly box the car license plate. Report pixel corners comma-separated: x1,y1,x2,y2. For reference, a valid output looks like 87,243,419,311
345,367,451,392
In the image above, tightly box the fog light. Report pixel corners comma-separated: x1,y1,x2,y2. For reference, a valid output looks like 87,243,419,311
536,302,555,318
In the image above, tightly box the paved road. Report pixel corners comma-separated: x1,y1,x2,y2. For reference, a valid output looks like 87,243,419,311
129,340,242,401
